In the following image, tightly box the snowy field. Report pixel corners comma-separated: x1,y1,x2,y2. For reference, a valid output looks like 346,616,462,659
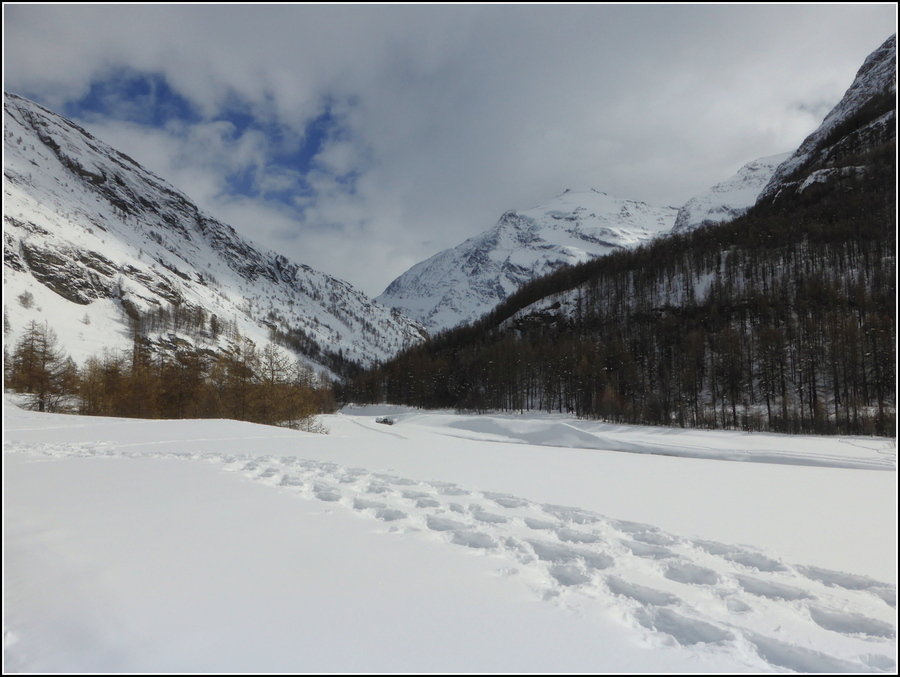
3,398,897,672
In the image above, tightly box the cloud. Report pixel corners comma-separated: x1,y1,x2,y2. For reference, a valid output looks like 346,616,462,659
4,4,896,295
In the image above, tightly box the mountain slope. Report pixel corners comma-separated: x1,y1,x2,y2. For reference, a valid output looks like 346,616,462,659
376,190,677,332
353,34,896,436
758,33,896,205
671,152,791,233
3,92,426,371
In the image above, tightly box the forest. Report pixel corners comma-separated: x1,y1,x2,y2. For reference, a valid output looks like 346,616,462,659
344,140,896,436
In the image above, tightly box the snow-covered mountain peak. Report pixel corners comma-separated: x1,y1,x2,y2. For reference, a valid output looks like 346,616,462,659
376,191,677,332
672,152,792,233
3,92,426,371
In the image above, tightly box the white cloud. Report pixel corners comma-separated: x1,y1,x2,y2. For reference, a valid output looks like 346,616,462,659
4,4,896,295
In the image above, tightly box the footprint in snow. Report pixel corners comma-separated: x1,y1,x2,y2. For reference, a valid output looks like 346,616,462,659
482,491,530,508
312,483,341,502
429,481,469,496
375,508,407,522
425,515,469,532
523,517,558,530
797,565,897,607
605,576,681,606
693,539,786,572
734,574,813,601
610,518,658,534
16,442,893,674
527,539,615,571
400,489,431,500
632,531,677,546
471,510,508,524
621,539,676,560
542,504,600,525
373,473,417,486
807,606,896,639
663,562,720,586
635,607,733,647
352,498,386,511
747,633,870,673
555,527,601,544
450,531,497,549
548,564,592,587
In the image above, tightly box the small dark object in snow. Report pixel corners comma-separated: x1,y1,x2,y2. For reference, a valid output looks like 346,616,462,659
375,416,395,426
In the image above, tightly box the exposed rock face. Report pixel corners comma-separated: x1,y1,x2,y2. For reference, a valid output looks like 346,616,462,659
376,190,677,332
18,242,120,305
3,92,426,368
757,34,896,206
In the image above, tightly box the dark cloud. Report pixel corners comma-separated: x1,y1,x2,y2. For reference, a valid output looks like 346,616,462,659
4,4,896,295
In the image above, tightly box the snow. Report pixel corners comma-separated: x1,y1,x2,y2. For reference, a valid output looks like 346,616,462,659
798,165,869,193
672,152,792,233
376,190,678,332
4,398,896,672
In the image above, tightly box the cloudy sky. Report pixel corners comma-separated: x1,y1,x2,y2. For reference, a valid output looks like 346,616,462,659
4,4,896,296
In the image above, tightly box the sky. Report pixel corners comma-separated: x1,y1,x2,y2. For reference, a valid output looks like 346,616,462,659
3,4,897,296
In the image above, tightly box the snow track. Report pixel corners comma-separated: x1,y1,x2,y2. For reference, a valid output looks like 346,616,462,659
6,437,896,673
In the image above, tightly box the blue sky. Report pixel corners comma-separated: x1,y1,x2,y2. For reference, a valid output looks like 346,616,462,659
4,4,896,295
63,71,200,129
60,68,345,207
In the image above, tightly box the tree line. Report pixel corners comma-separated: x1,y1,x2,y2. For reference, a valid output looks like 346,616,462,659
345,141,895,436
4,319,335,432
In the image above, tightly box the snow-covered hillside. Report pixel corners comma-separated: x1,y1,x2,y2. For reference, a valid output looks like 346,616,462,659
506,35,896,337
672,153,791,233
758,34,896,204
4,399,896,672
3,93,426,369
377,35,896,337
376,190,677,332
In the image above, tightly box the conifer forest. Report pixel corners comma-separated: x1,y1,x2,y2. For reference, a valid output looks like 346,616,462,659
346,141,896,436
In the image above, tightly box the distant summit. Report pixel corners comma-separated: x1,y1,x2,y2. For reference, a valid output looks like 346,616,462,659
376,190,677,332
672,152,792,233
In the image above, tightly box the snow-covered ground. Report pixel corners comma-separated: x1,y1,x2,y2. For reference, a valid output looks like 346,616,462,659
4,398,896,672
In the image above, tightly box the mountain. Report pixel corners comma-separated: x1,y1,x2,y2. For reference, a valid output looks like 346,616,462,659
377,34,896,338
376,190,677,332
671,152,791,233
352,35,896,436
758,33,896,205
3,93,426,373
